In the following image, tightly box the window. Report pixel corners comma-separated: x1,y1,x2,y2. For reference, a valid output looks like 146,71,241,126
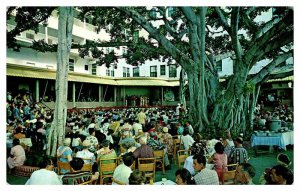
133,31,139,43
133,67,140,77
92,64,97,75
25,33,34,40
216,60,222,72
150,66,157,77
127,68,130,77
69,59,74,71
84,65,89,71
106,69,110,76
111,70,114,77
160,65,166,76
123,67,130,77
122,46,127,54
169,65,177,78
123,67,127,77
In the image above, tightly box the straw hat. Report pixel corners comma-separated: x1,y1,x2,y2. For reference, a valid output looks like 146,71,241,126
82,140,91,148
163,127,168,133
63,138,71,146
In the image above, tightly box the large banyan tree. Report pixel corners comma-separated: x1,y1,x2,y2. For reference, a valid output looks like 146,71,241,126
77,7,293,136
7,7,293,155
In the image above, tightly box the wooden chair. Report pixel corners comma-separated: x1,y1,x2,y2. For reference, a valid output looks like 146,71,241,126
79,179,94,185
138,158,156,183
112,178,126,185
57,156,71,175
173,138,182,164
221,163,238,185
98,157,118,185
153,150,165,174
80,158,93,172
177,149,190,169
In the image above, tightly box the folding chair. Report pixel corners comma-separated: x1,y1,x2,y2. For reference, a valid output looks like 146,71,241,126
98,157,118,185
57,156,71,175
221,163,238,185
177,149,190,169
138,158,156,183
153,150,165,174
80,158,93,172
173,138,182,164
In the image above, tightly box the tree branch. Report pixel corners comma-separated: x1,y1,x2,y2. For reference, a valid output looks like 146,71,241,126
215,7,231,35
249,51,293,84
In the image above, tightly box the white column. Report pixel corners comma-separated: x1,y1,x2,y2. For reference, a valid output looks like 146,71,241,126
36,79,39,102
72,82,76,108
161,86,164,105
99,85,102,102
123,87,126,105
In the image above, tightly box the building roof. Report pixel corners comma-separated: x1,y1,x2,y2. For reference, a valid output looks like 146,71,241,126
6,63,179,87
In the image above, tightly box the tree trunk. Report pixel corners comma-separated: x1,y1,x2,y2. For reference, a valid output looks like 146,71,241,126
46,7,74,156
179,68,187,110
186,70,209,132
211,61,249,136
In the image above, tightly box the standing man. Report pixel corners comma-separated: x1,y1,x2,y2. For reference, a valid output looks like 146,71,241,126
137,109,146,128
185,121,194,136
192,154,219,185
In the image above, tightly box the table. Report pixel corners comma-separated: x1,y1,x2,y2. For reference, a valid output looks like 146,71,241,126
251,131,293,151
154,180,176,185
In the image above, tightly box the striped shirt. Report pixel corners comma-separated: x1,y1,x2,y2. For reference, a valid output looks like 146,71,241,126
194,168,219,185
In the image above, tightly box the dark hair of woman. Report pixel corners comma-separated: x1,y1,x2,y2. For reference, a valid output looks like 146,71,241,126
13,138,20,146
214,142,225,154
122,152,135,167
129,170,146,185
38,158,53,169
70,157,84,171
175,168,194,184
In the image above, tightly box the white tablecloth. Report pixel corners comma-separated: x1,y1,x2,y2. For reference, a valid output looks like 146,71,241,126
154,180,176,185
251,131,293,150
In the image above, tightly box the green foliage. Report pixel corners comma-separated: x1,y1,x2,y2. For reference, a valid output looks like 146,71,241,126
243,82,255,93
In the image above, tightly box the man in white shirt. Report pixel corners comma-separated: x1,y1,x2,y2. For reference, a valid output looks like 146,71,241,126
185,121,194,136
137,109,146,126
26,158,62,185
180,128,195,150
112,152,135,185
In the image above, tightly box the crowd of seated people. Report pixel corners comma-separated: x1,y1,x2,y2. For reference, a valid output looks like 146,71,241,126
6,90,294,185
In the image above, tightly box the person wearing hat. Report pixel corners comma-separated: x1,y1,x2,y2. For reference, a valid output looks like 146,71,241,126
133,136,154,159
76,140,96,165
147,131,170,168
228,137,248,164
159,127,174,158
